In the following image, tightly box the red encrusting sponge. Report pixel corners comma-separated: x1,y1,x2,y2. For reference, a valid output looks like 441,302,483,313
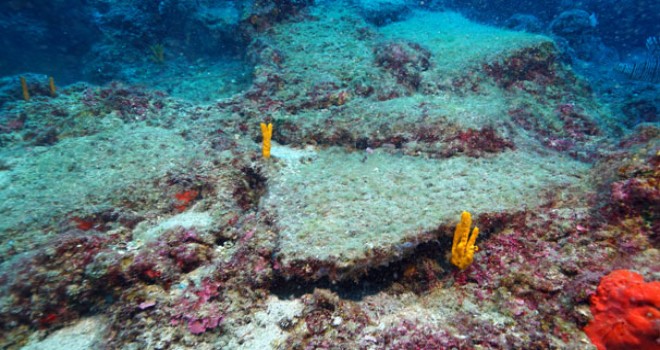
584,269,660,350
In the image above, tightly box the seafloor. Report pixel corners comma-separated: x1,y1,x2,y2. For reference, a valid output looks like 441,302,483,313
0,2,658,350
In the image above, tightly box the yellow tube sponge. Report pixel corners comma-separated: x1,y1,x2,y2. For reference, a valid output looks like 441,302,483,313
49,76,57,97
451,211,479,270
260,122,273,159
20,76,30,101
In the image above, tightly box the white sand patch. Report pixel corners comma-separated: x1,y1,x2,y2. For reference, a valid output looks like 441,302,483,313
226,296,303,349
21,316,107,350
132,211,214,243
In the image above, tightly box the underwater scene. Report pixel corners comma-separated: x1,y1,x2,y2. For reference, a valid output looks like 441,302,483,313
0,0,658,349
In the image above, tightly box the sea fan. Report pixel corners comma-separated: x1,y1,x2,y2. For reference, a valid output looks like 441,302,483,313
615,36,659,83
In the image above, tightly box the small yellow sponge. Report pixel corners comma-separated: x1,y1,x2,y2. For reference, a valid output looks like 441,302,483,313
260,122,273,159
451,211,479,270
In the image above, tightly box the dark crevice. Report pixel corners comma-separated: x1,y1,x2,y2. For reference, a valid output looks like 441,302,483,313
270,240,454,301
233,166,268,211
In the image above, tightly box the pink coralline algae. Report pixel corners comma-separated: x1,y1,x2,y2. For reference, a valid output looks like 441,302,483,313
375,319,463,349
374,40,431,90
446,126,515,157
169,279,225,335
137,300,156,310
186,316,222,335
610,178,659,216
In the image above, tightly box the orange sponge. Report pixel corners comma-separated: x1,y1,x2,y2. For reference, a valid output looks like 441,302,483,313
584,270,660,350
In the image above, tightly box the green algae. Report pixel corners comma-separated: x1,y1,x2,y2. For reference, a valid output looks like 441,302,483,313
0,126,201,256
379,11,553,75
265,146,592,277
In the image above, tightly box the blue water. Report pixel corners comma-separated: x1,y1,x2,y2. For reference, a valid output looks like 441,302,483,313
1,0,657,92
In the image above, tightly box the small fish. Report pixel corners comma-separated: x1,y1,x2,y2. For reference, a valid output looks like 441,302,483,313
616,59,660,83
589,13,598,27
615,36,660,83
